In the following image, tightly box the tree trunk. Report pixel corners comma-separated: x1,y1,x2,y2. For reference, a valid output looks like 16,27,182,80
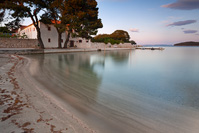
63,32,70,48
27,10,45,49
58,32,62,48
36,26,45,49
55,27,62,48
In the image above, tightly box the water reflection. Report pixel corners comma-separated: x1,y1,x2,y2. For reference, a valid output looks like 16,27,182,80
26,48,199,133
28,51,131,110
105,50,129,64
28,52,105,114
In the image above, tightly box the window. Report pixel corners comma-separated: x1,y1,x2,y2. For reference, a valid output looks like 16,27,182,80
33,28,35,31
79,40,82,43
61,39,63,43
30,28,31,32
48,38,51,43
48,27,51,31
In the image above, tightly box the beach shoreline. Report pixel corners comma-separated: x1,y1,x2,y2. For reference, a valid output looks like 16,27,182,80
0,54,95,133
1,48,199,133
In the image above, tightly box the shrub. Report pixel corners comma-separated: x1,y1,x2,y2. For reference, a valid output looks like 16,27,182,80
92,30,132,44
0,32,17,38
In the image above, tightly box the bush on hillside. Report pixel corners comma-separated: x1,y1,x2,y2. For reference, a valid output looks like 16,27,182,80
92,30,131,44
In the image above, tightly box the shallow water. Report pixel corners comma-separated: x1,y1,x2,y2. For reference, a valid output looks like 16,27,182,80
27,47,199,133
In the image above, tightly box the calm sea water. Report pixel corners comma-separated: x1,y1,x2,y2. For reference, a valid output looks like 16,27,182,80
27,47,199,133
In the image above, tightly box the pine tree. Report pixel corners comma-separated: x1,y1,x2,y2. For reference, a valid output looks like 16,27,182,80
41,0,103,48
63,0,103,48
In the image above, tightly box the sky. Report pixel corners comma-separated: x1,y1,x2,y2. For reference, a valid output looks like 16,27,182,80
95,0,199,45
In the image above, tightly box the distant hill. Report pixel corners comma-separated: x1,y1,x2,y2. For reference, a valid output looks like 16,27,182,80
174,41,199,46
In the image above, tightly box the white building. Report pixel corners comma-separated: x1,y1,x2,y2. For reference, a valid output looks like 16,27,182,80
17,21,90,48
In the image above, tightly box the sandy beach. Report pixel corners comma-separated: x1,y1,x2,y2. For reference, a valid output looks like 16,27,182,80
0,54,95,133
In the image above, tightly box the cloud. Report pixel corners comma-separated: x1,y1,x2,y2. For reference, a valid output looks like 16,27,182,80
129,28,139,32
162,0,199,10
183,30,198,34
166,20,197,26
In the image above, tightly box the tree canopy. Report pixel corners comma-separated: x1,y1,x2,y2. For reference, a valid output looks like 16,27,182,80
0,10,5,23
92,30,131,44
130,40,136,45
0,26,11,33
110,30,130,42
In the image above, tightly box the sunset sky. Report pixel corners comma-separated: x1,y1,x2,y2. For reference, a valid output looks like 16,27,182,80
96,0,199,45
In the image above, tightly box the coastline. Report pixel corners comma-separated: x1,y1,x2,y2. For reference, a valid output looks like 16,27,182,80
0,54,95,133
0,48,135,55
1,48,199,132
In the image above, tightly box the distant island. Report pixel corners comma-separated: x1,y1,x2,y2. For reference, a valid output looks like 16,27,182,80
174,41,199,46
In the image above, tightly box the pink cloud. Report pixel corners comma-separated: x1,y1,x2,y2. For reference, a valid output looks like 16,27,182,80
129,28,139,32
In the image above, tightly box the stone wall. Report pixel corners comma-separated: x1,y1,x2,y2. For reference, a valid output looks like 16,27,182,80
76,42,134,49
0,38,135,49
0,38,39,49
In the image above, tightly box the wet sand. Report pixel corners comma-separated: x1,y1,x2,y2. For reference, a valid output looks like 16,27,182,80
0,54,94,133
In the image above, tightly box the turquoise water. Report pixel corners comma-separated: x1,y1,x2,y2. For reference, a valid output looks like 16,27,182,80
27,47,199,133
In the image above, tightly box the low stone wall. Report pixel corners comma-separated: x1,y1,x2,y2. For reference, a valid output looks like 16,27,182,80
0,38,135,49
76,42,135,49
0,38,39,49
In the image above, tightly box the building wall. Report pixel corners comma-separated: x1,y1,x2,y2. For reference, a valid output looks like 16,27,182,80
18,22,91,48
40,23,67,48
0,38,39,48
17,22,93,48
71,37,91,48
18,24,37,39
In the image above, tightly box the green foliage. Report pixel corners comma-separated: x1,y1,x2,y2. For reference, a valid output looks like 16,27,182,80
130,40,136,45
0,32,28,39
110,30,130,42
0,32,17,38
91,34,109,43
72,0,103,39
0,27,11,33
19,33,28,39
92,30,130,44
105,38,120,45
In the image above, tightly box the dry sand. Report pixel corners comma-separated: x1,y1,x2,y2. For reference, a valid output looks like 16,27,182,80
0,54,95,133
